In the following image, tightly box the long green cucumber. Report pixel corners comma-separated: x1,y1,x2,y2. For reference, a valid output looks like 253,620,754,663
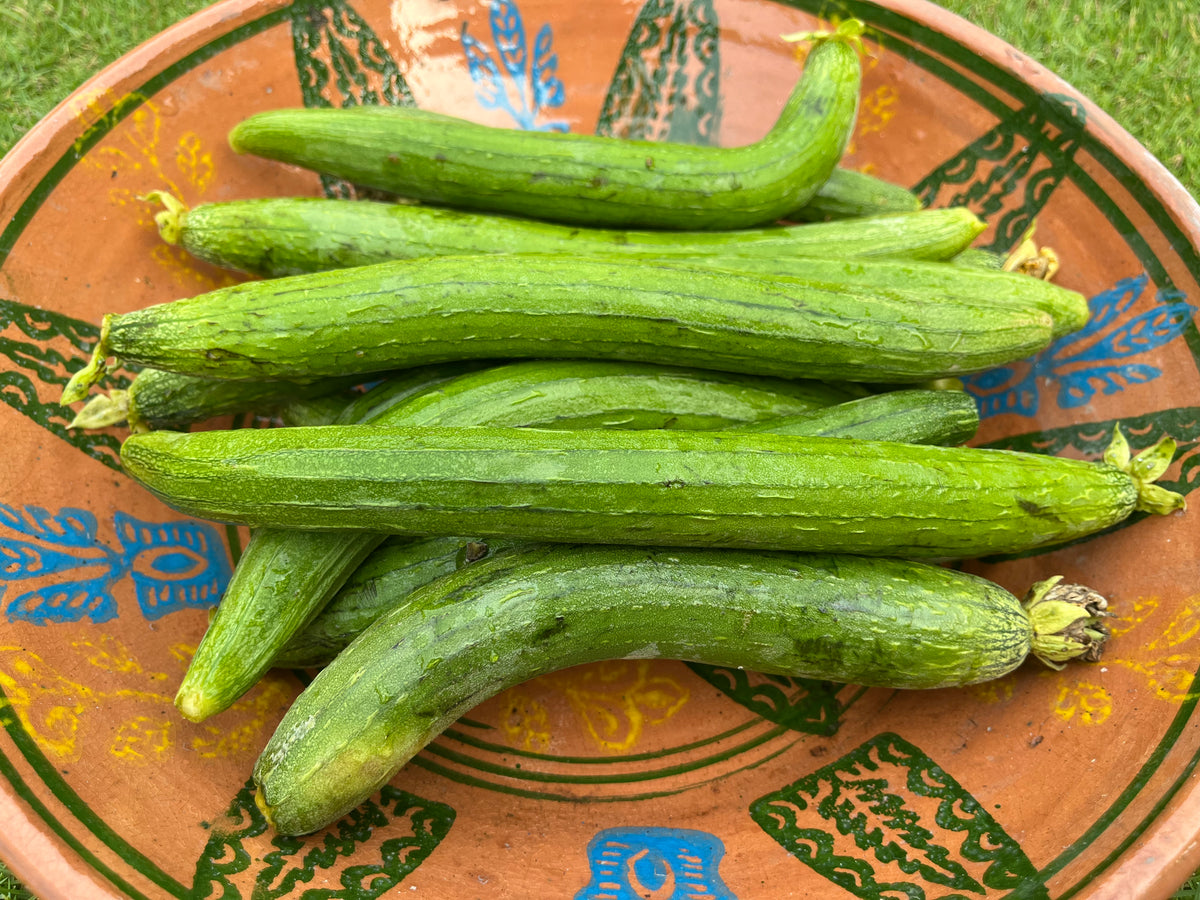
788,167,922,221
149,192,982,278
120,424,1184,558
67,368,368,433
348,360,864,432
174,364,481,722
253,544,1112,835
176,361,859,721
272,388,979,669
228,28,860,230
60,254,1056,403
145,193,1082,338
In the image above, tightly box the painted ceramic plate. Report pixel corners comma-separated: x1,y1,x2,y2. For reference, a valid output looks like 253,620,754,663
1,1,1198,897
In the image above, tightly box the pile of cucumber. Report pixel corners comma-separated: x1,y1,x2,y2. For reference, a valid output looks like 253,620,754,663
62,21,1186,837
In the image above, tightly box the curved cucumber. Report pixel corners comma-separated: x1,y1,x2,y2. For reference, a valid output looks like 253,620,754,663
60,253,1055,403
273,388,978,669
177,361,858,721
788,167,922,221
150,193,981,278
120,424,1183,559
253,544,1111,835
228,30,860,230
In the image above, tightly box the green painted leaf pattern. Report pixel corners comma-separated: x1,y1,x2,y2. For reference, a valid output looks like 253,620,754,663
289,0,416,199
190,779,455,899
595,0,721,146
750,732,1048,900
915,93,1087,252
0,296,133,473
685,664,861,736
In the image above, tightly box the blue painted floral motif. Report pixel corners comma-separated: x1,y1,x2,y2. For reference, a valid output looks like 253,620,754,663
460,0,567,131
1,504,231,625
964,274,1197,418
575,827,735,900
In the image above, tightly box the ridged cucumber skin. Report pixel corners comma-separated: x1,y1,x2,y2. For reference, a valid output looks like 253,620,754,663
254,544,1033,835
81,254,1055,388
272,389,978,669
789,167,922,221
355,360,864,432
165,198,980,278
180,361,857,719
735,389,979,445
121,425,1139,559
700,255,1088,338
228,38,860,230
272,536,482,669
173,365,476,722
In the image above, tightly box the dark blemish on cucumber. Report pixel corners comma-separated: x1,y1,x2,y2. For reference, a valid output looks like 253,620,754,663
533,615,567,643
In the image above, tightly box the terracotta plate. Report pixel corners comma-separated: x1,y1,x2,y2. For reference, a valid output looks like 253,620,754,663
1,1,1198,897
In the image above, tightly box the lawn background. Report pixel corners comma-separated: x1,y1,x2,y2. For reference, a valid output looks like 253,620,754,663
0,0,1198,898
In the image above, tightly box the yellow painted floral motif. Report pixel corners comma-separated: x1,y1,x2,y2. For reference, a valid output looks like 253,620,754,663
857,84,898,137
111,715,173,764
1108,592,1200,703
500,691,552,753
1052,680,1112,727
70,87,235,291
0,645,171,761
1106,595,1160,639
189,673,295,759
538,660,689,754
0,638,297,763
968,673,1016,705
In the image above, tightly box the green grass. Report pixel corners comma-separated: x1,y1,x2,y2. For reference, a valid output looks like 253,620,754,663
0,2,1199,898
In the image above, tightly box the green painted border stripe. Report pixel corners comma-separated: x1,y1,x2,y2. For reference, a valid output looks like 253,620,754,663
0,5,292,263
0,684,185,897
423,723,791,785
0,743,151,900
1040,673,1200,883
440,716,765,764
1057,732,1200,899
413,734,800,803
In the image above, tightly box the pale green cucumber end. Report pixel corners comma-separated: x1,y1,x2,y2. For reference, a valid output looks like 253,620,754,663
174,684,217,724
61,316,114,406
1025,576,1113,670
68,389,130,430
141,191,187,246
1103,425,1187,515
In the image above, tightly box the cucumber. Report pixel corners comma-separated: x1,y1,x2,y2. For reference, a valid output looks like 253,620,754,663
173,364,482,722
272,535,490,669
253,544,1112,835
175,361,858,721
273,388,979,669
60,253,1056,404
67,368,368,433
787,167,922,221
346,360,863,432
149,192,982,278
734,389,978,444
227,27,860,230
120,424,1184,559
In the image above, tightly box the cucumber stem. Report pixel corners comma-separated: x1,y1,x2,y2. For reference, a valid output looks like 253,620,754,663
1103,425,1187,515
1025,575,1112,669
142,191,188,246
253,788,279,832
60,316,115,406
781,18,867,54
67,389,131,430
